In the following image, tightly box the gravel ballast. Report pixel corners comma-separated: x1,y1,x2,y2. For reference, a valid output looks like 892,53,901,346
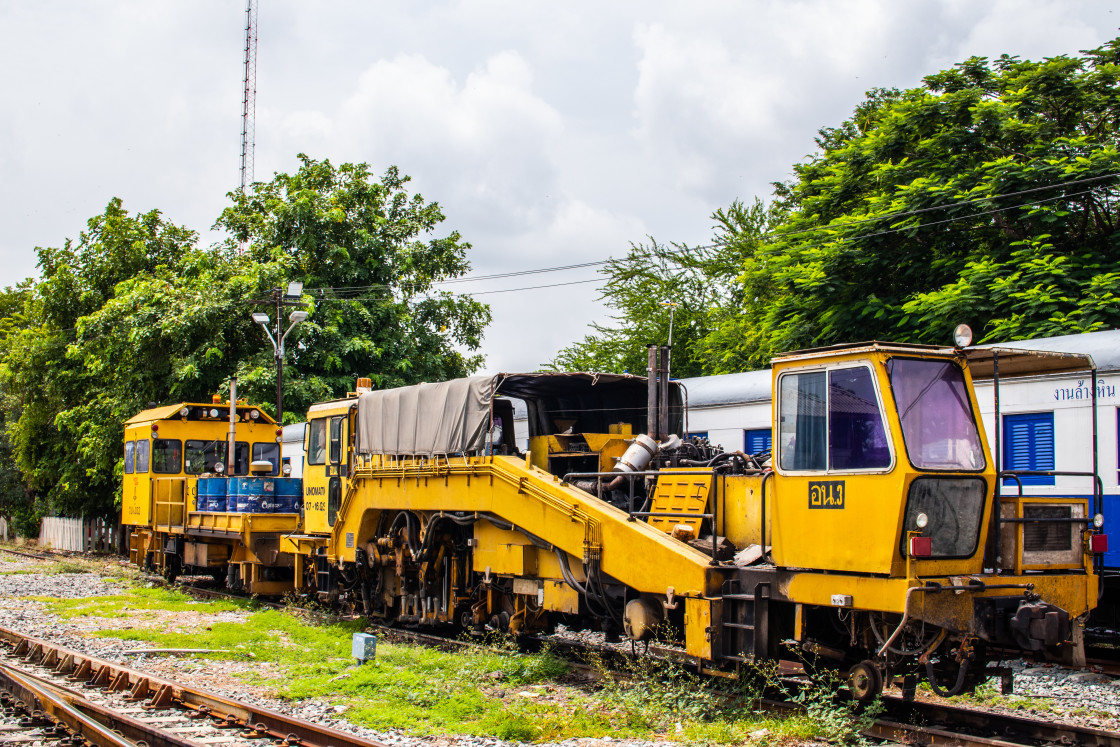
0,551,1117,743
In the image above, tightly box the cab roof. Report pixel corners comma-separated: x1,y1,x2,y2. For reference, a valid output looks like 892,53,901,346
125,402,276,426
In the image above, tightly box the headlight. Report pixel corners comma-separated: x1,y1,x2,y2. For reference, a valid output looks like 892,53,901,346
915,512,929,530
953,323,973,348
250,409,259,420
213,462,225,474
209,408,220,418
1093,513,1105,529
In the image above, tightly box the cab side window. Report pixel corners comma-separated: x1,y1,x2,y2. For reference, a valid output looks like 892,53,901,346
779,371,826,470
307,418,327,465
329,416,344,465
779,366,890,472
135,439,150,473
124,441,135,474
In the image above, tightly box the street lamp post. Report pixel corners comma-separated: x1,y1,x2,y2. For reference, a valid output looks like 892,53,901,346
252,282,308,424
660,301,678,347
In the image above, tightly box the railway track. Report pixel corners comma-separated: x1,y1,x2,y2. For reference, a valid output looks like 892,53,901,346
369,623,1120,747
0,626,388,747
8,549,1120,746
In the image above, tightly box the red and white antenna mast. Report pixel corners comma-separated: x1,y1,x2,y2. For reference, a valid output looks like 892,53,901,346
238,0,258,254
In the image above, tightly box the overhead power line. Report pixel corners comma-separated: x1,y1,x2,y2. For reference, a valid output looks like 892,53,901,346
243,171,1119,303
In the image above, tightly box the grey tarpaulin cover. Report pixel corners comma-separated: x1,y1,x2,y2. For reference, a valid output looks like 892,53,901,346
357,376,496,456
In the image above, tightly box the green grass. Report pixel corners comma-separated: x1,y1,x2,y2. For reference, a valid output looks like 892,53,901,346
32,586,242,620
26,578,878,744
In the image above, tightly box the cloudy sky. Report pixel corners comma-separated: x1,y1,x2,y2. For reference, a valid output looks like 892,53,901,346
1,1,1116,373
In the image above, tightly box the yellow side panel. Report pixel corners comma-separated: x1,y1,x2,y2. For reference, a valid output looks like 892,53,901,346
473,522,538,576
770,472,906,575
648,469,713,534
543,579,579,613
302,471,331,534
719,474,769,550
527,436,558,471
152,478,188,531
122,472,151,527
684,597,715,660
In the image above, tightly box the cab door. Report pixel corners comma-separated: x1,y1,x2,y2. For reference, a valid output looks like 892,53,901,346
302,412,349,534
121,431,153,527
326,414,347,527
769,360,903,575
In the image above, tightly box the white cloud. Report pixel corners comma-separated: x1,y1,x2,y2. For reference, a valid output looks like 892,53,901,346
2,1,1118,371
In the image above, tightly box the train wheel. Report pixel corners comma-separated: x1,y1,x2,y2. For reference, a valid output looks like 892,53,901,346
162,553,181,584
847,660,883,701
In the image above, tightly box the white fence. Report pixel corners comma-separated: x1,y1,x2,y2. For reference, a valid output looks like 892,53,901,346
37,516,120,553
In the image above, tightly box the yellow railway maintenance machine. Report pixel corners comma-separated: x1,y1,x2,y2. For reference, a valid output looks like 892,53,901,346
282,341,1103,699
122,397,297,592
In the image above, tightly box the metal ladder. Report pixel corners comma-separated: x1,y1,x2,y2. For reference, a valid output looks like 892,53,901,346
719,579,771,663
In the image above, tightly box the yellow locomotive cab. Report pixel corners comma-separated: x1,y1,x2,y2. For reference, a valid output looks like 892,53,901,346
122,398,294,588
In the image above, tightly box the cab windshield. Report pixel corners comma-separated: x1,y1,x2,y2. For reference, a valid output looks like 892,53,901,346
887,358,985,471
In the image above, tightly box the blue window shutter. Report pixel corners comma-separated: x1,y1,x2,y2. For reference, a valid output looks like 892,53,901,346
1003,412,1055,486
745,428,772,454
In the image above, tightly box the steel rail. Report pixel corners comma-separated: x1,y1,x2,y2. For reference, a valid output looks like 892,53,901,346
367,620,1120,747
0,625,388,747
0,660,178,747
878,694,1120,747
161,561,1120,747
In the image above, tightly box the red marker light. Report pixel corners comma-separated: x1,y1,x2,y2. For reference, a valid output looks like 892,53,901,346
909,536,932,558
150,424,159,433
275,428,283,437
1090,534,1108,554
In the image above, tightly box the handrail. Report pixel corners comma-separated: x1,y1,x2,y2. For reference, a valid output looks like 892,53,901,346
562,468,726,563
995,469,1104,573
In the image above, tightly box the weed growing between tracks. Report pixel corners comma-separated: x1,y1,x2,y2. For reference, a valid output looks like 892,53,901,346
25,574,877,744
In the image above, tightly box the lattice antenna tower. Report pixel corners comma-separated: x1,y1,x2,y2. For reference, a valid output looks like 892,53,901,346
239,0,258,195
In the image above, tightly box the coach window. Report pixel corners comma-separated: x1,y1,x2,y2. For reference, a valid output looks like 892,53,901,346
152,439,182,474
329,416,344,465
307,418,327,465
778,366,890,472
745,428,772,455
124,441,135,474
253,442,280,474
135,439,150,473
1002,412,1055,486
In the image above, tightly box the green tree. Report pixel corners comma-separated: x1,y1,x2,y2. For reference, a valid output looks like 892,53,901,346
0,282,37,535
0,156,490,520
548,199,778,377
705,41,1120,371
217,155,492,410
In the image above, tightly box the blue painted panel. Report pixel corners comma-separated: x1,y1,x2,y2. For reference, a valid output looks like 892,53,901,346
745,428,772,455
1002,412,1055,486
1103,493,1120,570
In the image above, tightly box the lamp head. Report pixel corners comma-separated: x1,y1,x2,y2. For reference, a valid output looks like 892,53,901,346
252,312,270,325
289,310,309,324
953,323,973,348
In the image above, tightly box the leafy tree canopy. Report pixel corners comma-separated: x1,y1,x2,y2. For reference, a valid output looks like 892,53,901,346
546,199,779,377
0,156,489,520
707,40,1120,370
552,40,1120,375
